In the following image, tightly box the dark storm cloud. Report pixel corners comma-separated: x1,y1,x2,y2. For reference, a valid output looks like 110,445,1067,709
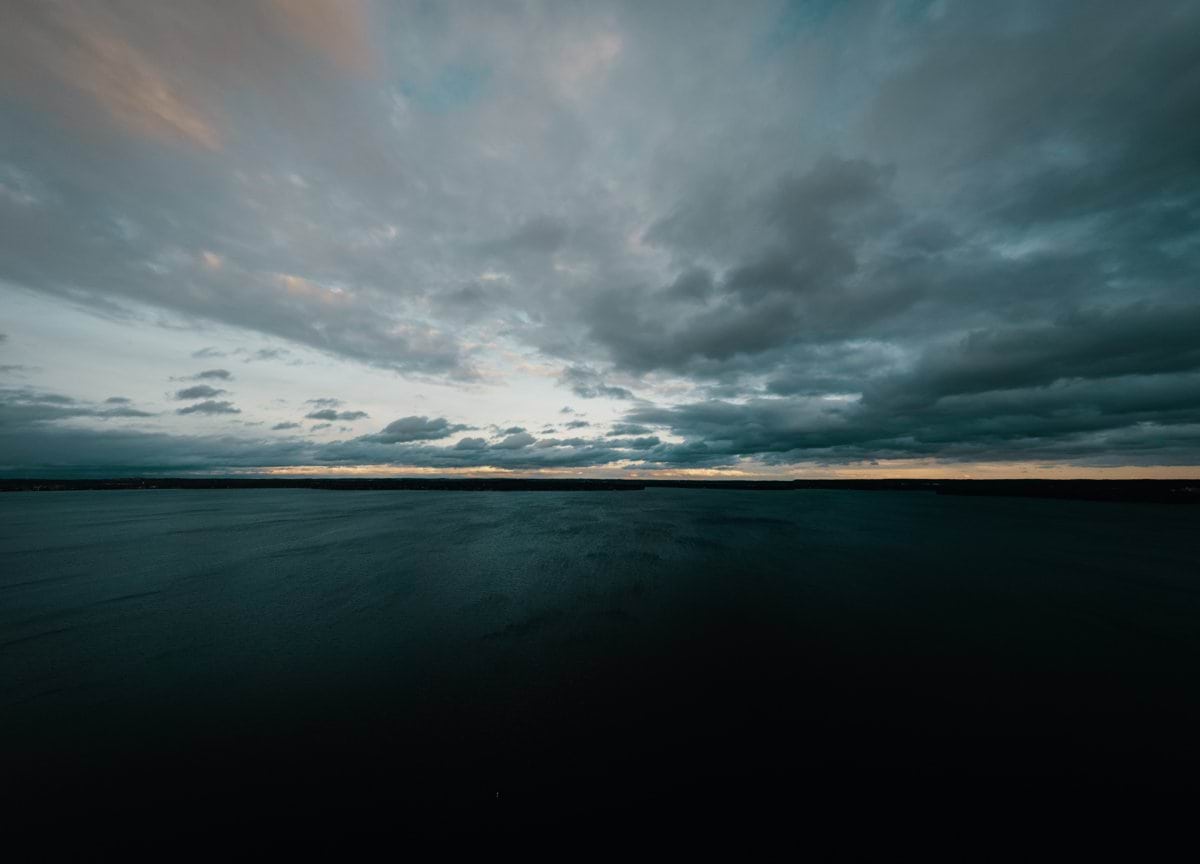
626,365,1200,466
565,420,591,429
867,0,1200,234
272,422,301,431
172,369,235,382
608,424,651,436
367,415,471,444
493,432,536,450
533,437,587,449
177,400,240,416
1,387,153,422
0,425,313,477
607,436,660,451
560,366,634,400
627,399,852,457
305,408,369,421
314,434,642,473
584,156,908,376
864,304,1200,412
174,385,228,400
763,342,903,397
560,1,1200,467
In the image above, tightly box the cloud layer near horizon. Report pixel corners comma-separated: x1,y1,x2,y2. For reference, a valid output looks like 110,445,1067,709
1,1,1198,476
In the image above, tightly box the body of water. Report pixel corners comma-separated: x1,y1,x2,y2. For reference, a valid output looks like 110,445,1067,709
3,488,1199,802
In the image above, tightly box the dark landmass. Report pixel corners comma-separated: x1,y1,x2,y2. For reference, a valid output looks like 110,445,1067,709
1,476,1197,502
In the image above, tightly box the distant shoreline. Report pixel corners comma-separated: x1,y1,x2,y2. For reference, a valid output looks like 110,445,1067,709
1,477,1197,503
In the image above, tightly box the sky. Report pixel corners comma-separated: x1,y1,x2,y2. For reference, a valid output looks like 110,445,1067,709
1,0,1198,478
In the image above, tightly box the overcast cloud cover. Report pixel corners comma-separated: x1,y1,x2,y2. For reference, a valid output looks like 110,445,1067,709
1,0,1197,477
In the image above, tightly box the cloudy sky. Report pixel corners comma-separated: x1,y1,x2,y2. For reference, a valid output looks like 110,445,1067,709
1,0,1198,478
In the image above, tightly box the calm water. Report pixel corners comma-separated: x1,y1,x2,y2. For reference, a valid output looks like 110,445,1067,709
3,488,1199,798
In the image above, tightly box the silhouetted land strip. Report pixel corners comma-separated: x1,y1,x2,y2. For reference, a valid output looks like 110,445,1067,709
1,477,1197,502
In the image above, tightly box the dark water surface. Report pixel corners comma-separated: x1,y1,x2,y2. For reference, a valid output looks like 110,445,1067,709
3,488,1199,803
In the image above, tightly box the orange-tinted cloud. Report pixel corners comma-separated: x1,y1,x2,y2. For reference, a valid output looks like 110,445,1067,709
265,0,377,75
0,0,377,151
66,26,222,150
0,1,221,150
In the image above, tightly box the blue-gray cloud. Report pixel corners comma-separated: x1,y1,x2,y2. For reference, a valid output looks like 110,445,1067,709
175,385,228,400
607,424,651,436
367,415,471,443
560,366,634,400
305,408,369,421
493,431,536,450
1,388,154,423
0,0,1197,472
177,400,240,416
